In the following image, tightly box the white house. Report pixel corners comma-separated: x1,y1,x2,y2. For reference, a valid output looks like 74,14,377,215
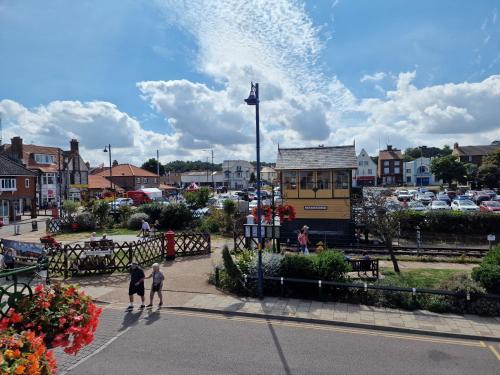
404,157,441,186
181,171,224,187
222,160,255,190
352,148,377,187
261,166,277,183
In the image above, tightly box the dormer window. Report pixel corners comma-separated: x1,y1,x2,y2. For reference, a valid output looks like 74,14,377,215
34,154,55,164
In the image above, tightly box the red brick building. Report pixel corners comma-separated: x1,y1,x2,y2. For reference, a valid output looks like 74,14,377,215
378,145,403,185
452,142,500,167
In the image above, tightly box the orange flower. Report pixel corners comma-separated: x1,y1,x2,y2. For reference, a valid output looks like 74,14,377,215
4,349,15,359
14,364,26,374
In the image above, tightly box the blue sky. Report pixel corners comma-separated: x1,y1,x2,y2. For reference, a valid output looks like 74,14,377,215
1,0,499,164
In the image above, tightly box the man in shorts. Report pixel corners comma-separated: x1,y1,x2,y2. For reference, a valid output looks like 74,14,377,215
127,261,145,310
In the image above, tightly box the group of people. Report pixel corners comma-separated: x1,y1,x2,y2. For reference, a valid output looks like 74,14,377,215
138,219,160,238
127,261,164,310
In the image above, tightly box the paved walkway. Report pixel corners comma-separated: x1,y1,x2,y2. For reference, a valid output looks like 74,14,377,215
179,294,500,340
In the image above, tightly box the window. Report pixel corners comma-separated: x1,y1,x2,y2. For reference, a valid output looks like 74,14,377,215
383,160,389,166
299,171,314,190
283,171,297,190
406,169,411,174
236,172,242,178
358,161,363,166
25,178,30,188
34,154,55,164
384,167,389,174
364,161,369,166
367,169,372,174
136,177,141,183
468,155,472,162
0,178,16,190
395,167,400,174
394,160,400,166
316,170,331,189
335,171,349,189
407,176,412,182
41,173,55,185
142,178,148,183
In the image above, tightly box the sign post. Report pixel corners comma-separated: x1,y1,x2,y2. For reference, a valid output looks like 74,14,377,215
487,234,496,251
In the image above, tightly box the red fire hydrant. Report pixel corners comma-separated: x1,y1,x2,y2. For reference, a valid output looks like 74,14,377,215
165,230,175,261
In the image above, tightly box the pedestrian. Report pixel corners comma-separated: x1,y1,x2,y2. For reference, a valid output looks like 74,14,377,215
127,261,145,310
361,251,370,260
151,220,160,235
138,219,150,238
297,229,307,254
4,249,16,281
145,263,164,308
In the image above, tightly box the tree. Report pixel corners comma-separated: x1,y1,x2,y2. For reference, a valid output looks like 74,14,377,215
222,199,236,233
477,150,500,189
353,190,401,273
141,158,165,176
430,155,466,184
185,187,211,209
249,172,256,184
62,200,80,217
403,145,453,161
463,163,478,182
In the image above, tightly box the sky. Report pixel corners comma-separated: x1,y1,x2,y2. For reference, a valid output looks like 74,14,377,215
1,0,499,165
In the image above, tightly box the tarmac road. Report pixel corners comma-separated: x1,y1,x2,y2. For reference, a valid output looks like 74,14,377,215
67,308,499,375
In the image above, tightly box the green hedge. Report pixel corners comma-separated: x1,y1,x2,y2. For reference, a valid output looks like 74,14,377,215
472,245,500,293
399,211,500,235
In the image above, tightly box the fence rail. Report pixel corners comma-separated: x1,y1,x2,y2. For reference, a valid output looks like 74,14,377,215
174,232,211,256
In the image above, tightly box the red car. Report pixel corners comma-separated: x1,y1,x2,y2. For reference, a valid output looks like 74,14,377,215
479,201,500,213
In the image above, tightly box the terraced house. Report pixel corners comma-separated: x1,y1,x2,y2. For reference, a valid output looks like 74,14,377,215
275,145,357,246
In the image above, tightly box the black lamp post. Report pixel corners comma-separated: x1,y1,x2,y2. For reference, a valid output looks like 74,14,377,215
244,82,263,299
103,145,114,205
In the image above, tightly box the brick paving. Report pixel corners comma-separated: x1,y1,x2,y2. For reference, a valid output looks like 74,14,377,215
180,293,500,340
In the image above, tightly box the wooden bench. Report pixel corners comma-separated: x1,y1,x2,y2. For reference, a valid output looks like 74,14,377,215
348,259,379,279
84,240,114,250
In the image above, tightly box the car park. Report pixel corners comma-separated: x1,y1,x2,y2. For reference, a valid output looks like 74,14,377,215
427,200,451,211
479,201,500,213
436,193,451,205
451,199,479,212
415,194,432,205
408,201,426,211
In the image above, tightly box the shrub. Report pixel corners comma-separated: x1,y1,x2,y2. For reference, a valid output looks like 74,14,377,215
91,200,111,227
138,203,163,223
127,212,150,230
75,212,96,231
247,252,283,277
281,255,316,280
472,246,500,293
185,187,211,209
159,203,192,229
62,200,80,217
235,250,254,275
118,204,133,224
222,245,241,281
313,250,350,281
199,210,225,233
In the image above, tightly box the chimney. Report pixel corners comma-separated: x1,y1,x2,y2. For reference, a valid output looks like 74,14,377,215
453,142,459,149
112,160,118,167
70,139,79,154
11,136,23,161
387,145,393,151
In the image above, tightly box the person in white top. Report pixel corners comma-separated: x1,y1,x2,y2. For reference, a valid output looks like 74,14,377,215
138,220,150,237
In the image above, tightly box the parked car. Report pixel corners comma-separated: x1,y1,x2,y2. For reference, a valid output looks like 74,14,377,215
408,189,418,197
473,192,492,205
451,199,479,212
427,200,451,211
192,207,211,218
446,191,457,199
436,193,451,205
424,191,435,199
415,194,432,205
493,195,500,202
397,190,413,202
109,198,133,211
479,201,500,213
482,190,497,199
452,195,470,201
408,201,426,212
465,190,476,199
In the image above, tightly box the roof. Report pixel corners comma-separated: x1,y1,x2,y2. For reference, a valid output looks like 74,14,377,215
159,184,178,190
275,146,357,170
261,166,276,173
89,175,113,190
94,164,157,177
0,153,37,176
379,149,403,160
453,144,500,156
3,143,62,173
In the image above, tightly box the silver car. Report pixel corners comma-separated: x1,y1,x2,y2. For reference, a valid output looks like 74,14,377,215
427,200,451,211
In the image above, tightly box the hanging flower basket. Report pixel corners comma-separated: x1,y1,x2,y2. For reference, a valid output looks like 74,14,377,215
276,204,296,221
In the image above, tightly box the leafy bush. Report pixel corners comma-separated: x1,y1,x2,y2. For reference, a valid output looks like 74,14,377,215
247,252,283,277
127,212,150,230
62,200,80,217
281,255,316,280
472,245,500,293
313,250,350,281
118,205,133,225
199,210,225,233
185,187,211,209
138,203,163,223
91,200,111,227
222,245,241,281
159,203,192,229
75,212,96,231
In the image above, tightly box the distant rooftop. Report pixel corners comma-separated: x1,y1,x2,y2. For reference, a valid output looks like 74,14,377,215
275,145,357,170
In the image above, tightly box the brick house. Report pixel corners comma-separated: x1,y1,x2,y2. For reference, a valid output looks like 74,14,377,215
452,142,500,167
0,153,37,223
91,164,159,192
2,137,89,206
378,145,403,185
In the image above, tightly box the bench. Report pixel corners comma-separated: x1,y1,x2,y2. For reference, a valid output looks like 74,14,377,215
348,259,379,279
84,240,114,250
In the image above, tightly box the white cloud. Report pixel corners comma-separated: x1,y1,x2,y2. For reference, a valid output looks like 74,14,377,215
360,72,387,83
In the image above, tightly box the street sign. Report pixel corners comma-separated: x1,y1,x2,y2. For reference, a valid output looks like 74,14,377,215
487,234,496,242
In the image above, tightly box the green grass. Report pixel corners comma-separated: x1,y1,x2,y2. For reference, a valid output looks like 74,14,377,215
55,228,139,241
381,268,469,289
376,255,481,264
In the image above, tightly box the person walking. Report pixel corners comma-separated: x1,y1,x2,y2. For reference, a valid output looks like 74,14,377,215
138,219,150,238
127,261,145,310
145,263,164,308
298,229,307,254
4,249,16,281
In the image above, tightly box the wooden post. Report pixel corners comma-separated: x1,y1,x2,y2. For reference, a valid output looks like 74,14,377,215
128,242,134,265
63,247,68,280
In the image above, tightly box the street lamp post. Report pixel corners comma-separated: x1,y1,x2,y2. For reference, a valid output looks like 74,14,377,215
244,82,263,299
103,145,114,206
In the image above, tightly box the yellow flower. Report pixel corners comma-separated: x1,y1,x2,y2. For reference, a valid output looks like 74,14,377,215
4,349,15,359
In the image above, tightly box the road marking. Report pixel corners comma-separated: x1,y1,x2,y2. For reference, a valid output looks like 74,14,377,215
488,345,500,361
158,308,484,348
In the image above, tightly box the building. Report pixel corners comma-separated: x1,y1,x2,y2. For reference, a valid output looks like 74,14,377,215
88,174,124,199
222,160,255,190
180,171,224,188
404,157,441,186
452,142,500,166
0,153,37,223
261,166,277,184
2,137,89,206
91,164,159,192
160,172,182,187
352,149,377,187
378,145,403,185
276,145,357,245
